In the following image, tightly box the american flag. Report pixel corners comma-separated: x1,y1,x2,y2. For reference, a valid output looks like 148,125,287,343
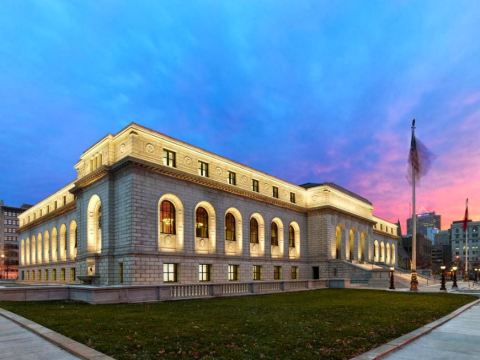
408,119,432,184
463,198,469,231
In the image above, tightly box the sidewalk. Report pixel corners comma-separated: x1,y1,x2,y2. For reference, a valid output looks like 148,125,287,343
0,315,79,360
384,302,480,359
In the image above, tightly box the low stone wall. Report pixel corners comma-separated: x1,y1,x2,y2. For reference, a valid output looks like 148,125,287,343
0,280,329,304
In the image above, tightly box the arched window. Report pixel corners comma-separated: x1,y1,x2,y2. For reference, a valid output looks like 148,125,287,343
225,213,236,241
335,226,342,259
271,222,279,246
87,195,102,253
250,218,259,244
289,225,295,248
160,200,176,234
195,207,209,238
43,231,50,263
69,221,77,259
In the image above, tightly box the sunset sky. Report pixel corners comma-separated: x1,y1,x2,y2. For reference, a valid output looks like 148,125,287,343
1,1,479,231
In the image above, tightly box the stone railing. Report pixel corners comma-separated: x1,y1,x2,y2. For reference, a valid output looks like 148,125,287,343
0,280,328,304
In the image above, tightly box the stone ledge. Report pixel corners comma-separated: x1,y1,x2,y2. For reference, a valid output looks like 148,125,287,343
352,298,480,360
0,308,114,360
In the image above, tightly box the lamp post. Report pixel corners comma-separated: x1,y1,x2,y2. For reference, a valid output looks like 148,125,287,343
452,266,458,289
440,265,446,291
389,267,395,290
0,254,4,280
475,268,478,283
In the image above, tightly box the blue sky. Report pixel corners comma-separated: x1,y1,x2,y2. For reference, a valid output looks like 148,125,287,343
1,1,480,229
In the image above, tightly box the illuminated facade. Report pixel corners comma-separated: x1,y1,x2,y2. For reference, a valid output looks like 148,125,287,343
17,123,398,286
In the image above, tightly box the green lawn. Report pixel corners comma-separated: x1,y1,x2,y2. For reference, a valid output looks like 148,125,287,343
0,289,475,360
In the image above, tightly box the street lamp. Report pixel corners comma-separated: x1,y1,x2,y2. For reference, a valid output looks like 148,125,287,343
440,265,446,291
452,266,458,289
0,254,4,280
389,267,395,290
475,268,479,283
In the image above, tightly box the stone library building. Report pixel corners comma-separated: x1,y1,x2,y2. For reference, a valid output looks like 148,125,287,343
17,123,398,287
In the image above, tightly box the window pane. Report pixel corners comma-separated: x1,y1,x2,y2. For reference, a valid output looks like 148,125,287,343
250,218,259,244
225,213,236,241
160,200,176,234
271,222,278,246
196,207,209,238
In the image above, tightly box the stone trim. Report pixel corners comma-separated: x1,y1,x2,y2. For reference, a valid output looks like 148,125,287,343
372,229,400,240
308,206,377,225
18,202,76,232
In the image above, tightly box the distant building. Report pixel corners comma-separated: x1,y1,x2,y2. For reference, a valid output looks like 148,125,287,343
431,231,452,273
399,233,432,270
450,220,480,271
407,212,441,242
434,230,450,246
0,201,30,279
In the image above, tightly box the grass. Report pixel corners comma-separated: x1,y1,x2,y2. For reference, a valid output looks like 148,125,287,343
0,289,475,360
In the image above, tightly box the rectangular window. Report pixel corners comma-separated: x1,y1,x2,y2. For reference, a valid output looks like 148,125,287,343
21,271,25,280
198,161,209,177
291,266,299,280
199,264,211,282
252,179,259,192
163,149,176,168
32,271,35,281
45,269,49,281
228,171,236,185
38,270,42,281
253,265,262,281
119,262,124,284
61,268,66,281
70,268,75,282
274,266,282,280
290,192,296,204
272,186,279,198
228,264,239,281
163,263,178,283
53,269,57,281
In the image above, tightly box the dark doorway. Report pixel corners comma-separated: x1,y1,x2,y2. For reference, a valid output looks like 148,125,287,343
312,266,320,280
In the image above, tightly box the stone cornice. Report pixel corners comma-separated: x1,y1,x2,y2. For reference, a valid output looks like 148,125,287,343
372,229,400,240
111,157,308,214
71,166,110,193
18,202,76,232
308,206,377,225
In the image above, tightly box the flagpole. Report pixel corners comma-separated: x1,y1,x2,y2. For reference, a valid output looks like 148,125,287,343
465,198,469,284
410,120,418,291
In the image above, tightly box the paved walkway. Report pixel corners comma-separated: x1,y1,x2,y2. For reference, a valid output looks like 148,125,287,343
0,315,80,360
384,302,480,359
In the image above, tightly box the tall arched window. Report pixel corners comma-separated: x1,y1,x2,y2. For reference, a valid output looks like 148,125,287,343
195,207,209,238
348,230,354,261
160,200,176,234
271,222,279,246
288,225,295,248
250,218,259,244
69,221,77,259
225,213,236,241
335,226,342,259
87,195,102,253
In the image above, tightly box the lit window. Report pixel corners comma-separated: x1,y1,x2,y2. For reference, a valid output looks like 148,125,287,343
199,264,211,282
228,171,236,185
290,192,296,204
250,218,259,244
163,263,178,282
253,265,262,281
198,161,209,177
225,213,236,241
195,207,209,238
271,222,279,246
274,266,282,280
160,200,176,234
272,186,279,198
228,264,239,281
163,149,176,168
252,179,259,192
291,266,299,280
289,225,295,248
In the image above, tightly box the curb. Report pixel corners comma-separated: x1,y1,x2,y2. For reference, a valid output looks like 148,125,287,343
352,298,480,360
0,308,114,360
